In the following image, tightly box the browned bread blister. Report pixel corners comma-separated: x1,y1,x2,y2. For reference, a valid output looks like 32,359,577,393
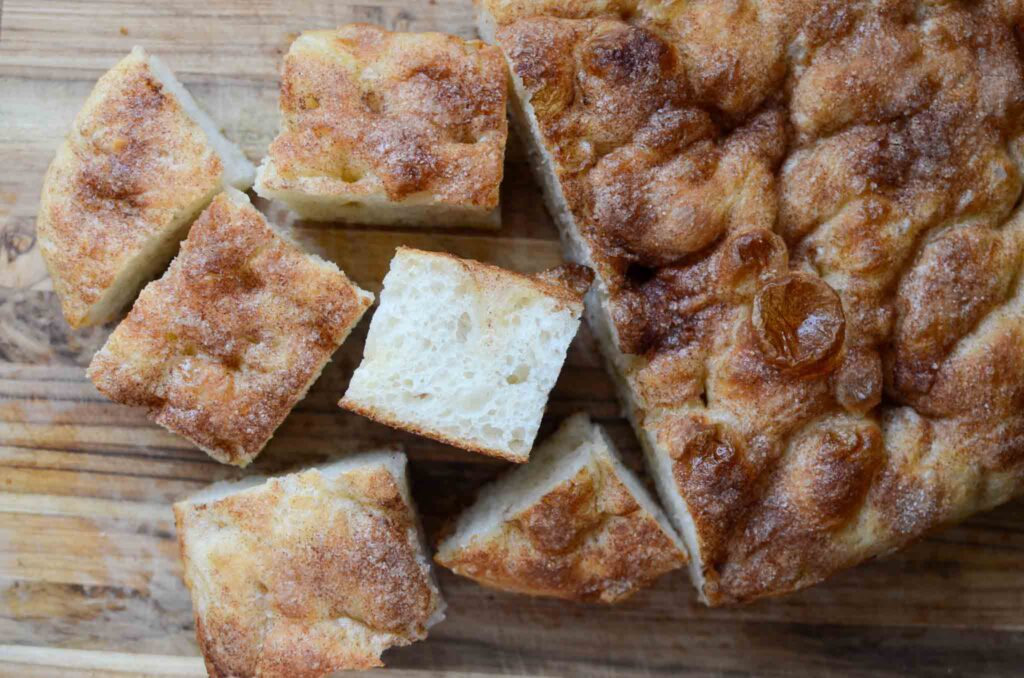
479,0,1024,604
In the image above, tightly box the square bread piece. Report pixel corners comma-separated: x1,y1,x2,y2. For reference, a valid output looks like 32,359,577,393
174,451,446,677
435,413,688,603
254,24,508,228
37,46,255,328
88,188,372,466
340,247,592,462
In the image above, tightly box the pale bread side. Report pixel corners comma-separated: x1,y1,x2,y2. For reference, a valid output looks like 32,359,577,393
341,247,591,462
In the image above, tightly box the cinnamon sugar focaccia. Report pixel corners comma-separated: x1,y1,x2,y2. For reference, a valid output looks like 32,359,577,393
174,452,445,677
38,47,254,328
89,189,372,466
478,0,1024,604
256,24,508,228
436,413,687,603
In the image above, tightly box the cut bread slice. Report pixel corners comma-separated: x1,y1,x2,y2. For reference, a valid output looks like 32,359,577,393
255,24,508,228
88,188,372,466
435,413,687,603
37,46,255,328
174,451,446,677
340,247,592,462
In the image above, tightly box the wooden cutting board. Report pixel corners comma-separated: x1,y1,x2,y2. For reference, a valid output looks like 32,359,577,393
1,1,1023,676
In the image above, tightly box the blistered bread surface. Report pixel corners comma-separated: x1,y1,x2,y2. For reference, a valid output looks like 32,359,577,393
483,0,1024,603
174,462,443,677
88,192,372,465
37,49,223,327
262,24,508,208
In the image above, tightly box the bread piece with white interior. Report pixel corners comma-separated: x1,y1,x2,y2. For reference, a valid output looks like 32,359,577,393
341,247,591,462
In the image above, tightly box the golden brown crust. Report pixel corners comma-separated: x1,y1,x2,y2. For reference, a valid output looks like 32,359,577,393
261,24,508,208
37,49,223,327
531,261,596,302
395,246,593,306
174,457,443,677
436,452,686,603
483,0,1024,604
88,191,372,466
340,397,529,463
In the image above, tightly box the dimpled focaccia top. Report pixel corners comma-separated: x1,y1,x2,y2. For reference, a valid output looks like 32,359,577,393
37,48,223,327
174,454,444,677
480,0,1024,604
260,24,508,209
88,190,372,466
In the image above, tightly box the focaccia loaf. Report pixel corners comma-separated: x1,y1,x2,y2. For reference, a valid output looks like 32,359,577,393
478,0,1024,604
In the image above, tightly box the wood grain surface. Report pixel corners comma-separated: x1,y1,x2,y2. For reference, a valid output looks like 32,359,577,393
1,1,1023,676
